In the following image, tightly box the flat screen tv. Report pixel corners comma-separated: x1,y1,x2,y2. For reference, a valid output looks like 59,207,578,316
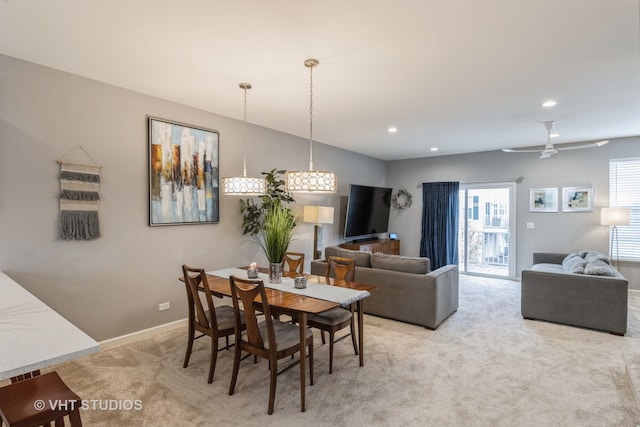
344,184,392,240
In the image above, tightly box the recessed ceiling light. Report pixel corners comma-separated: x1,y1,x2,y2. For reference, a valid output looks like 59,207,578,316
550,133,559,138
542,100,557,108
430,147,438,152
387,127,398,133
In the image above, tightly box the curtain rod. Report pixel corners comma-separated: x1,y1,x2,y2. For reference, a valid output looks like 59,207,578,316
416,176,523,188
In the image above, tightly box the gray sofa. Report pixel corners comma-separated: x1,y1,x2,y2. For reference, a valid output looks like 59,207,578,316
310,246,459,329
521,251,628,335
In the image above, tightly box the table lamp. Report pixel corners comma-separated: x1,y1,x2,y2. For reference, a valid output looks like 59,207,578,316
304,205,334,259
601,207,630,269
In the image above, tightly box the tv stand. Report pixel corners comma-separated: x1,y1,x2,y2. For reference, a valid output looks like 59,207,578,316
340,239,400,255
351,237,379,244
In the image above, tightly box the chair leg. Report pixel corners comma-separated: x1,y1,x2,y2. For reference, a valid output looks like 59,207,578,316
228,341,241,396
68,408,83,427
267,356,278,415
183,322,195,368
350,318,359,356
309,341,314,386
208,335,219,384
320,330,326,345
329,331,335,374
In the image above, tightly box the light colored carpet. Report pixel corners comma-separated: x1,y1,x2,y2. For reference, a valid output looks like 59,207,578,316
40,276,640,425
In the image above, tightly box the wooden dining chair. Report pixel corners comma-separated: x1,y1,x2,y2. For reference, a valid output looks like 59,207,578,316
325,256,356,282
0,371,82,427
282,252,305,275
307,256,358,374
182,265,245,384
270,252,306,322
228,275,314,415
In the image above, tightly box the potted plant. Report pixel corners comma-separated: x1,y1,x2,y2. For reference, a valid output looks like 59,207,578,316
257,203,297,283
240,169,295,236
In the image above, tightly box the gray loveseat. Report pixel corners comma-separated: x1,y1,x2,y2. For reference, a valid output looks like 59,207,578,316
310,246,459,329
521,251,628,335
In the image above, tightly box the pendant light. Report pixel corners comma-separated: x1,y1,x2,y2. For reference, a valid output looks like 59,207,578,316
222,83,267,196
285,59,337,193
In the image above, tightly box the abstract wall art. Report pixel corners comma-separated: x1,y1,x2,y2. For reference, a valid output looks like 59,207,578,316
148,117,219,225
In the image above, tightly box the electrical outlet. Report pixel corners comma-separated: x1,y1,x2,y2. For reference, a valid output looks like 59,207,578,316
159,302,170,311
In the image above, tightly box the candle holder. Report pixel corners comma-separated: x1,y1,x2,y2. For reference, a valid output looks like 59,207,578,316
247,262,259,279
294,275,307,289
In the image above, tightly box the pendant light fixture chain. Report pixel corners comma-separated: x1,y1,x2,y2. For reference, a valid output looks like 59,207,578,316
305,59,318,171
239,82,252,177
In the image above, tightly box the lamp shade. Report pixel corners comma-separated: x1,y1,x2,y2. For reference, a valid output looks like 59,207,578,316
303,205,334,224
221,176,266,196
601,207,630,226
286,171,337,193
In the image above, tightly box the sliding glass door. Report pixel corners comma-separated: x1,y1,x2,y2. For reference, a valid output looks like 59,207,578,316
458,183,516,278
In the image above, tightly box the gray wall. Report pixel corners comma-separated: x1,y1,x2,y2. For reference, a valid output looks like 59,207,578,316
387,137,640,288
0,54,386,341
3,52,638,343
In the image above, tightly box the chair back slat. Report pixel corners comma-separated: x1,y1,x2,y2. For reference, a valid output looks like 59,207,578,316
325,256,356,281
182,265,215,330
229,276,275,353
282,252,305,274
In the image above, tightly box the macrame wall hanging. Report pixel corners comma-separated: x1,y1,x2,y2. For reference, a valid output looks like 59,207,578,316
57,146,102,240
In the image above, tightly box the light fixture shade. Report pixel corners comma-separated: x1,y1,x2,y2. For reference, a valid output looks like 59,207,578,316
285,170,337,193
601,207,630,226
303,205,334,224
221,176,267,196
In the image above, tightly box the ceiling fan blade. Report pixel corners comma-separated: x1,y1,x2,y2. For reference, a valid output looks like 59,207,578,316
555,140,610,151
503,121,557,155
502,148,543,153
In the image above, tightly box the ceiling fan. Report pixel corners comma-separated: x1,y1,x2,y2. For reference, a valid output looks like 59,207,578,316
502,121,609,159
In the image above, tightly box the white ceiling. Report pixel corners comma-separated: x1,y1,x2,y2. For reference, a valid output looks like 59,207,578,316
1,0,639,161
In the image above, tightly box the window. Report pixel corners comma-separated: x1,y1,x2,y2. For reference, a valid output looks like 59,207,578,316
609,157,640,261
472,195,479,220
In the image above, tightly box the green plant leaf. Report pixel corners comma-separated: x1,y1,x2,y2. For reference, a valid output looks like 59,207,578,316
256,203,297,263
239,169,295,235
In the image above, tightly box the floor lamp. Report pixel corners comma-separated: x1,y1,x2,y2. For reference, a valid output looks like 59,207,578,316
601,207,630,270
303,205,334,259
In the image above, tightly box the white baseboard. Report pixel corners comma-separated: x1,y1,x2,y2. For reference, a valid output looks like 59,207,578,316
99,318,188,350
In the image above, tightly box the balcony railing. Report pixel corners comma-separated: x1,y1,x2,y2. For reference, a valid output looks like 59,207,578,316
484,215,509,228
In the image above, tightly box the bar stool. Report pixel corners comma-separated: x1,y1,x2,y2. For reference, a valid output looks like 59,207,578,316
0,371,83,426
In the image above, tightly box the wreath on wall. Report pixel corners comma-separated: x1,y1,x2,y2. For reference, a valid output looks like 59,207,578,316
391,189,413,210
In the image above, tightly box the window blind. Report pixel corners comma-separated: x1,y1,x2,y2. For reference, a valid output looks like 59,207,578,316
610,157,640,261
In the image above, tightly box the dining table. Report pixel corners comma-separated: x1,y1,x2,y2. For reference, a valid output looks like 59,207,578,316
199,267,376,412
0,271,99,383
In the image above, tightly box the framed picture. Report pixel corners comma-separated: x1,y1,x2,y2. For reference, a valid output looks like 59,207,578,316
562,187,594,212
148,117,219,226
530,188,558,212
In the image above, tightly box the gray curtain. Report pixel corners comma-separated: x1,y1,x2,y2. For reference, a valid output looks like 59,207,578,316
420,181,459,270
